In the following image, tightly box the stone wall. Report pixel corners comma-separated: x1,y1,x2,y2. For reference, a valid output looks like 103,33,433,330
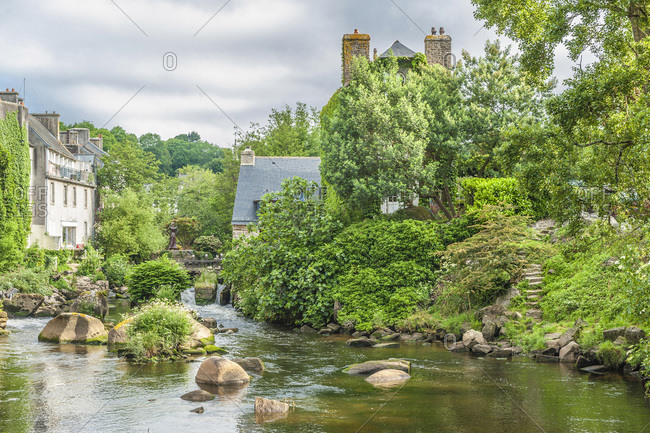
424,34,453,68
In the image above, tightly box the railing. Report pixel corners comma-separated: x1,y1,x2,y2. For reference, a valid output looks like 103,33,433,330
48,163,95,184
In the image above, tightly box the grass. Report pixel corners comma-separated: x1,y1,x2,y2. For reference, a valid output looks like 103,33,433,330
194,270,217,289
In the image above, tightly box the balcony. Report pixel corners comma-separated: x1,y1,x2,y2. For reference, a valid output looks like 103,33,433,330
47,163,95,185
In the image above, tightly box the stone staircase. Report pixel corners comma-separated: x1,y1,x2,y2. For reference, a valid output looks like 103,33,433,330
523,264,544,308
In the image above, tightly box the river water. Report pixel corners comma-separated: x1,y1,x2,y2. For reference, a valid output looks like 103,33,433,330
1,294,650,433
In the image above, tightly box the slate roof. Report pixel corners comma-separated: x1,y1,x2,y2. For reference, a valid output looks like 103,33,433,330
27,115,75,159
379,40,417,58
231,157,322,225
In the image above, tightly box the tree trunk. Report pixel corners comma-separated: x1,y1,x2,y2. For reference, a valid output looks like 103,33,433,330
443,180,457,218
629,3,648,43
428,193,454,220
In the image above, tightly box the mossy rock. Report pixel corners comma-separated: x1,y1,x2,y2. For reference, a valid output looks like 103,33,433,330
204,345,227,354
183,348,208,356
0,330,9,336
200,335,215,347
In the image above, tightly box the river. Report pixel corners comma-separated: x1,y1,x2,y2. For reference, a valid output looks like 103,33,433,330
1,293,649,433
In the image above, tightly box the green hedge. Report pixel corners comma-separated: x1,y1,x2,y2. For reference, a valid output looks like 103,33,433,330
127,257,191,303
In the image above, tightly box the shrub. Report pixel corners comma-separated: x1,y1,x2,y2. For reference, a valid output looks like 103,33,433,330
397,310,438,333
92,272,107,283
193,235,222,256
77,246,103,276
461,177,533,215
0,267,52,296
127,257,191,303
124,300,194,362
194,270,216,289
628,340,650,395
102,254,132,288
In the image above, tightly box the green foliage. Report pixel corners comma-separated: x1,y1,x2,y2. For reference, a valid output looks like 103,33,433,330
193,235,222,257
77,246,103,276
461,177,533,215
397,310,438,333
628,340,650,395
194,270,217,290
124,300,194,362
95,188,166,262
436,212,480,247
127,257,191,304
97,141,161,192
222,177,343,327
102,254,132,288
597,340,627,370
437,207,554,313
390,205,433,221
503,321,552,352
0,110,31,271
0,267,52,296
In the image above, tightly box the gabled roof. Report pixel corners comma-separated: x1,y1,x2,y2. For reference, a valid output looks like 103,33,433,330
379,40,416,58
231,157,322,225
27,115,75,159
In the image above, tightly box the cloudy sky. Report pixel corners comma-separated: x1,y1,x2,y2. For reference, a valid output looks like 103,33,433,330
0,0,578,146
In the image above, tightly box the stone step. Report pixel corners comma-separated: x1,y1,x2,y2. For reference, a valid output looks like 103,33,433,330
524,302,539,307
526,277,543,284
524,272,541,277
526,289,543,294
527,295,540,300
528,281,542,286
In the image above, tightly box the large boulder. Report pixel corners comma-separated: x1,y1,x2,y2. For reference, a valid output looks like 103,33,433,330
4,293,44,317
365,369,410,386
475,305,506,322
232,357,265,374
481,321,498,341
189,320,215,348
74,276,108,293
0,310,7,331
344,359,410,376
462,330,487,349
195,357,250,386
559,341,581,363
38,313,108,344
471,344,493,355
70,290,108,320
557,326,580,348
625,326,646,345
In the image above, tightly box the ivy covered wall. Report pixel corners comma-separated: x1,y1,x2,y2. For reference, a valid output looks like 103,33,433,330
0,110,31,271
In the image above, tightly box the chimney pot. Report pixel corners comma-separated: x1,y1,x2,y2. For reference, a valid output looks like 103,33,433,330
431,27,437,35
440,27,445,35
11,89,14,92
354,29,358,34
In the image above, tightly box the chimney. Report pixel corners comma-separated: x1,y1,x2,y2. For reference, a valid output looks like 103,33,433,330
90,136,104,151
373,48,378,60
241,146,255,166
0,89,20,104
31,112,61,138
424,26,453,68
69,128,91,145
342,29,371,85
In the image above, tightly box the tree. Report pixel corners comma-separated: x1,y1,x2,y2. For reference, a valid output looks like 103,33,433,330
457,40,552,178
235,103,321,157
95,188,166,262
321,56,431,215
97,142,161,192
472,0,650,221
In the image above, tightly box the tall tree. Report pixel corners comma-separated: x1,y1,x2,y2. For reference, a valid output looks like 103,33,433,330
97,142,161,192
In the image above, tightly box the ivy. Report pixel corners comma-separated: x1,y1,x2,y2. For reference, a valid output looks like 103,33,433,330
0,111,30,271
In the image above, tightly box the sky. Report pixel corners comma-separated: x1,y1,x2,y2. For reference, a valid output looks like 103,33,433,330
0,0,579,146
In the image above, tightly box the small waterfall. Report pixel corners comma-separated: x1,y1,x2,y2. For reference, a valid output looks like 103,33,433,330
215,284,231,306
181,287,196,306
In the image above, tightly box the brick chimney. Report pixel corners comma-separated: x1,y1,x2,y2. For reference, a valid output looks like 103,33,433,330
241,146,255,166
342,29,371,85
32,112,61,138
90,135,103,151
0,88,19,104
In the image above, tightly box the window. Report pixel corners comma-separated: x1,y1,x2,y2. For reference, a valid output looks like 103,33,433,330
72,187,77,207
63,185,68,206
50,183,55,205
84,221,88,240
62,227,76,247
84,189,88,209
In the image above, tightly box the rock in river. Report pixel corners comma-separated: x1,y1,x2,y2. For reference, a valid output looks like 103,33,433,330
195,357,250,386
462,330,487,349
232,357,265,374
254,397,290,414
4,293,44,317
344,359,410,376
180,390,215,402
365,369,411,386
70,290,109,320
346,338,376,347
38,313,108,344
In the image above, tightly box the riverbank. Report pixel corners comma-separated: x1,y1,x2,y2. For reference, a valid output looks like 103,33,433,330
2,300,649,433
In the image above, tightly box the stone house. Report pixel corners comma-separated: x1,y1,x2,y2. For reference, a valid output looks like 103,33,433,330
231,147,321,238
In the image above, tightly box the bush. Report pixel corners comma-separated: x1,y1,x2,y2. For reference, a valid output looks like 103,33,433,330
127,257,191,303
628,340,650,395
102,254,132,288
124,300,194,362
397,310,438,333
0,267,52,296
77,246,103,276
461,177,533,215
194,270,216,289
193,235,222,256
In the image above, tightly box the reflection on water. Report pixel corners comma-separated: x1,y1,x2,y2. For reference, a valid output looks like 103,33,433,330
1,300,649,433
